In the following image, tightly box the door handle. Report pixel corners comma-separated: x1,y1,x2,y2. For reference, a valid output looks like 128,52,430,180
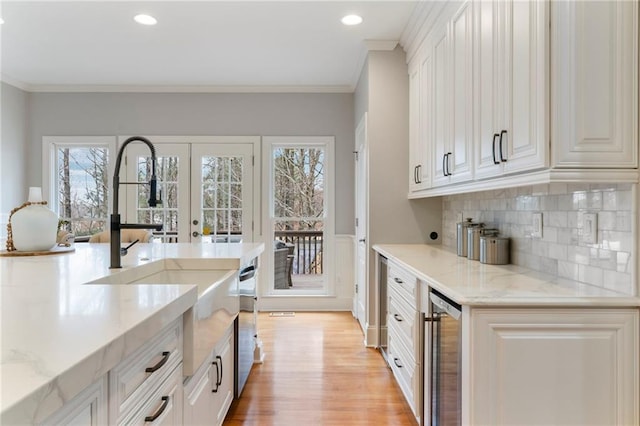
492,133,500,164
144,396,170,422
212,358,220,393
444,152,452,176
393,313,403,322
359,239,366,243
499,130,507,162
442,154,447,177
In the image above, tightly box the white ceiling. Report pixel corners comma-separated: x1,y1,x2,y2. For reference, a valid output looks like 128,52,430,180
0,1,419,92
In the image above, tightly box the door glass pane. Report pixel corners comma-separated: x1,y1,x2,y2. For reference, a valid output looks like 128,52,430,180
135,155,180,243
56,146,109,238
200,156,243,243
272,147,325,291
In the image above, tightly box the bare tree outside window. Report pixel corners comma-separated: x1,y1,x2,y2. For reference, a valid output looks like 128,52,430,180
56,147,109,237
273,147,325,282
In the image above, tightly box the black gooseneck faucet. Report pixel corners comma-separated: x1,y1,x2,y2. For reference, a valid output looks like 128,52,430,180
110,136,163,268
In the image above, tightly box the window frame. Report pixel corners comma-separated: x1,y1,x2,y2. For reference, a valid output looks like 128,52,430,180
42,136,117,232
262,136,336,297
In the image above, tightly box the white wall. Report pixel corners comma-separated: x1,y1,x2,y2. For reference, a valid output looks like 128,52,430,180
26,91,356,234
1,82,29,237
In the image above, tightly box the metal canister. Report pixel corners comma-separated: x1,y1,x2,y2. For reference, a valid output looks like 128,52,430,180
466,225,485,260
480,235,510,265
456,218,475,257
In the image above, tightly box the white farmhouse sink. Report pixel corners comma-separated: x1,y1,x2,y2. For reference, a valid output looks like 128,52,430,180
88,264,239,376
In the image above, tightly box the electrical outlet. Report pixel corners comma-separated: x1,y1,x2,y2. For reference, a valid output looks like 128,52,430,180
584,213,598,244
532,213,543,238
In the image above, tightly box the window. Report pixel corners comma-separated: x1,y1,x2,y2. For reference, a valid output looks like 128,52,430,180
263,136,334,295
43,137,116,238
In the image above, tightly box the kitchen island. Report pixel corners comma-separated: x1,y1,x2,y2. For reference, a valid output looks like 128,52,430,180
374,244,640,425
0,242,264,425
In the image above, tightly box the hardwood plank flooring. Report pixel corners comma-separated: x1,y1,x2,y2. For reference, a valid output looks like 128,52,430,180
224,312,418,426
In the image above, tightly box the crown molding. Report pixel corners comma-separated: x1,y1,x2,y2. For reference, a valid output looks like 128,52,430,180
364,40,398,52
0,74,32,91
0,83,355,94
400,0,448,64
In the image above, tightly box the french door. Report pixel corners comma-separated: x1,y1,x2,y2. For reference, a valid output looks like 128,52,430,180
124,141,254,243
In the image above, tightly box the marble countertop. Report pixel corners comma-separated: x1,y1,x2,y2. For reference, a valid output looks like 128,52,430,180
0,242,264,424
374,244,640,307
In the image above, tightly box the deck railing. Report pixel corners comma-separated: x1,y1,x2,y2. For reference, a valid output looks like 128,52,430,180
274,230,323,274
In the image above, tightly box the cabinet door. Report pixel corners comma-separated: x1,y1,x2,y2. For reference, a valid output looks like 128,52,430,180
409,59,426,192
39,377,107,426
431,21,451,188
431,1,473,188
183,358,215,426
552,0,638,168
448,0,474,184
503,0,548,173
469,309,639,426
474,0,503,179
212,330,234,426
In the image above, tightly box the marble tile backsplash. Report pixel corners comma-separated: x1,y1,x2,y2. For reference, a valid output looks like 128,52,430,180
442,183,636,295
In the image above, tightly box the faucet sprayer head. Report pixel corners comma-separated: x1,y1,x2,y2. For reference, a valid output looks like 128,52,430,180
149,175,159,207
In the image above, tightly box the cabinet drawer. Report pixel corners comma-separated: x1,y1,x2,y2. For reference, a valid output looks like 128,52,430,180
388,330,421,421
388,261,419,307
388,285,422,362
110,318,183,422
120,363,183,425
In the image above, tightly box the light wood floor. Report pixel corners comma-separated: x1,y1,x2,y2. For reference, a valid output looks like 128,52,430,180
224,312,418,426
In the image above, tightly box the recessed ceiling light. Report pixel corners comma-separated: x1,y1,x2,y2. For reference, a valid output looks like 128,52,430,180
341,14,363,26
0,18,4,25
134,14,157,26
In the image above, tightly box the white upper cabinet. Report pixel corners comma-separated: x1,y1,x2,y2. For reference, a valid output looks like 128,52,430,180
432,1,474,187
405,0,638,197
475,0,548,179
552,0,638,168
409,59,430,192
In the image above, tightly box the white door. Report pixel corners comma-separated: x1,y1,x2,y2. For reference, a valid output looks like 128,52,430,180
125,142,253,243
354,114,368,333
191,144,254,243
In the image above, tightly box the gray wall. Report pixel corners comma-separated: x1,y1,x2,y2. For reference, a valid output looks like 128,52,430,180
26,91,355,234
354,46,442,342
1,82,29,216
366,47,441,246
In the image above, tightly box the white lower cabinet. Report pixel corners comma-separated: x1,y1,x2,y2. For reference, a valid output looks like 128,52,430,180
387,261,422,424
109,317,183,424
120,365,183,425
39,376,108,426
183,325,235,426
467,308,639,425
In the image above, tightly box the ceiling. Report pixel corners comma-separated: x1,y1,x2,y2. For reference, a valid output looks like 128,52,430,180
0,1,419,92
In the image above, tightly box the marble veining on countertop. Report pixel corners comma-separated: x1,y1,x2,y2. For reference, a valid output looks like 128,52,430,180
0,242,264,424
374,244,640,306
